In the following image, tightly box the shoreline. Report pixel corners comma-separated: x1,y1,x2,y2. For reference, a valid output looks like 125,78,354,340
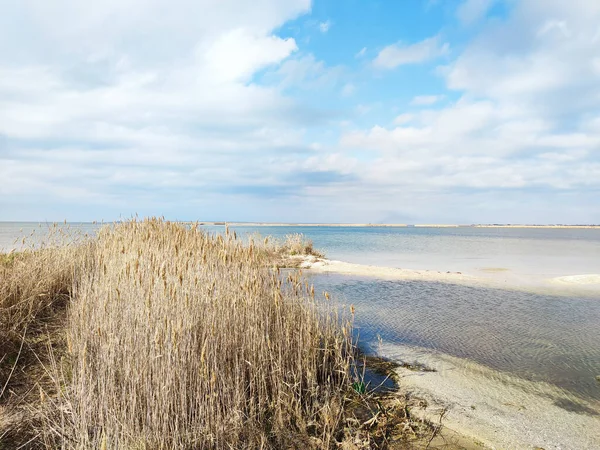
295,256,600,296
294,255,600,448
378,343,600,450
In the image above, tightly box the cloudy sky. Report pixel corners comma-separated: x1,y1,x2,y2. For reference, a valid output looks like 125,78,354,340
1,0,599,223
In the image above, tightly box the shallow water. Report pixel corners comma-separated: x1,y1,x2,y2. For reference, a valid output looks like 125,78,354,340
310,273,600,405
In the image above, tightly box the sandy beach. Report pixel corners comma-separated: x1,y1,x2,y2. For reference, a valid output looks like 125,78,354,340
379,344,600,450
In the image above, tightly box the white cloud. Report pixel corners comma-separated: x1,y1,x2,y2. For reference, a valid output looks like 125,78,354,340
355,104,372,115
373,36,449,69
410,95,445,106
0,0,320,219
341,106,600,192
537,20,571,39
319,20,331,33
0,0,311,65
445,0,600,121
355,47,367,58
204,29,297,82
457,0,496,25
274,54,343,89
2,0,600,224
393,113,414,125
333,1,600,222
341,83,356,97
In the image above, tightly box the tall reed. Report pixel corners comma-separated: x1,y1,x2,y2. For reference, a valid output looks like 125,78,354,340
0,225,93,393
42,219,354,448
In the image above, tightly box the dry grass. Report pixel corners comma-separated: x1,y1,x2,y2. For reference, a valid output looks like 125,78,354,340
1,219,448,449
0,226,95,447
279,233,325,258
254,233,325,269
0,227,93,388
1,219,355,449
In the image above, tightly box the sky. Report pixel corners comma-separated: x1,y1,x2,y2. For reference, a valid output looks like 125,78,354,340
1,0,599,224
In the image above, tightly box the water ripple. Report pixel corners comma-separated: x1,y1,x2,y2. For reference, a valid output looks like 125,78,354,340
310,273,600,402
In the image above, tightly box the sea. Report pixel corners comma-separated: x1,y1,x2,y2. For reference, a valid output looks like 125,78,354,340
2,222,600,408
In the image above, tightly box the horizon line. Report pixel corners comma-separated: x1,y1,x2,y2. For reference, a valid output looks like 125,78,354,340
1,221,599,228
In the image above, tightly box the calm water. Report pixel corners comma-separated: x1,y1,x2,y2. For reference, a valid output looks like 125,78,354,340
2,222,600,403
311,274,600,403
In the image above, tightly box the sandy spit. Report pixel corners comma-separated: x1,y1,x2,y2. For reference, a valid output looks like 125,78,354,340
301,258,476,283
296,256,600,296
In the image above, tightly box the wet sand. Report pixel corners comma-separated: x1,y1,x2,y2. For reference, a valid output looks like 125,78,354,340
379,343,600,450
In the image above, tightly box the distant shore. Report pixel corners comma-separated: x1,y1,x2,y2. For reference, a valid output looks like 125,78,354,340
1,221,599,229
195,222,600,229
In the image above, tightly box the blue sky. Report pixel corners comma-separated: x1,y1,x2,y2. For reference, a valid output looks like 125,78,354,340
1,0,599,223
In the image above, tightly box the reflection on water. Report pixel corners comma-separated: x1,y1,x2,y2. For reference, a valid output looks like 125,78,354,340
310,273,600,403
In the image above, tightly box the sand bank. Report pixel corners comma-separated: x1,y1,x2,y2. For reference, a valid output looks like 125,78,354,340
299,257,476,283
296,256,600,296
376,343,600,450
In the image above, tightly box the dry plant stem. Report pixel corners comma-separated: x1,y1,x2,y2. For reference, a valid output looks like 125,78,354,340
1,225,94,410
425,407,448,449
253,232,325,267
0,327,26,400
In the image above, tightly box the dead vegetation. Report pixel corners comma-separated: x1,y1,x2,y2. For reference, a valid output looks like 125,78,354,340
256,233,326,268
278,233,325,258
1,219,448,449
